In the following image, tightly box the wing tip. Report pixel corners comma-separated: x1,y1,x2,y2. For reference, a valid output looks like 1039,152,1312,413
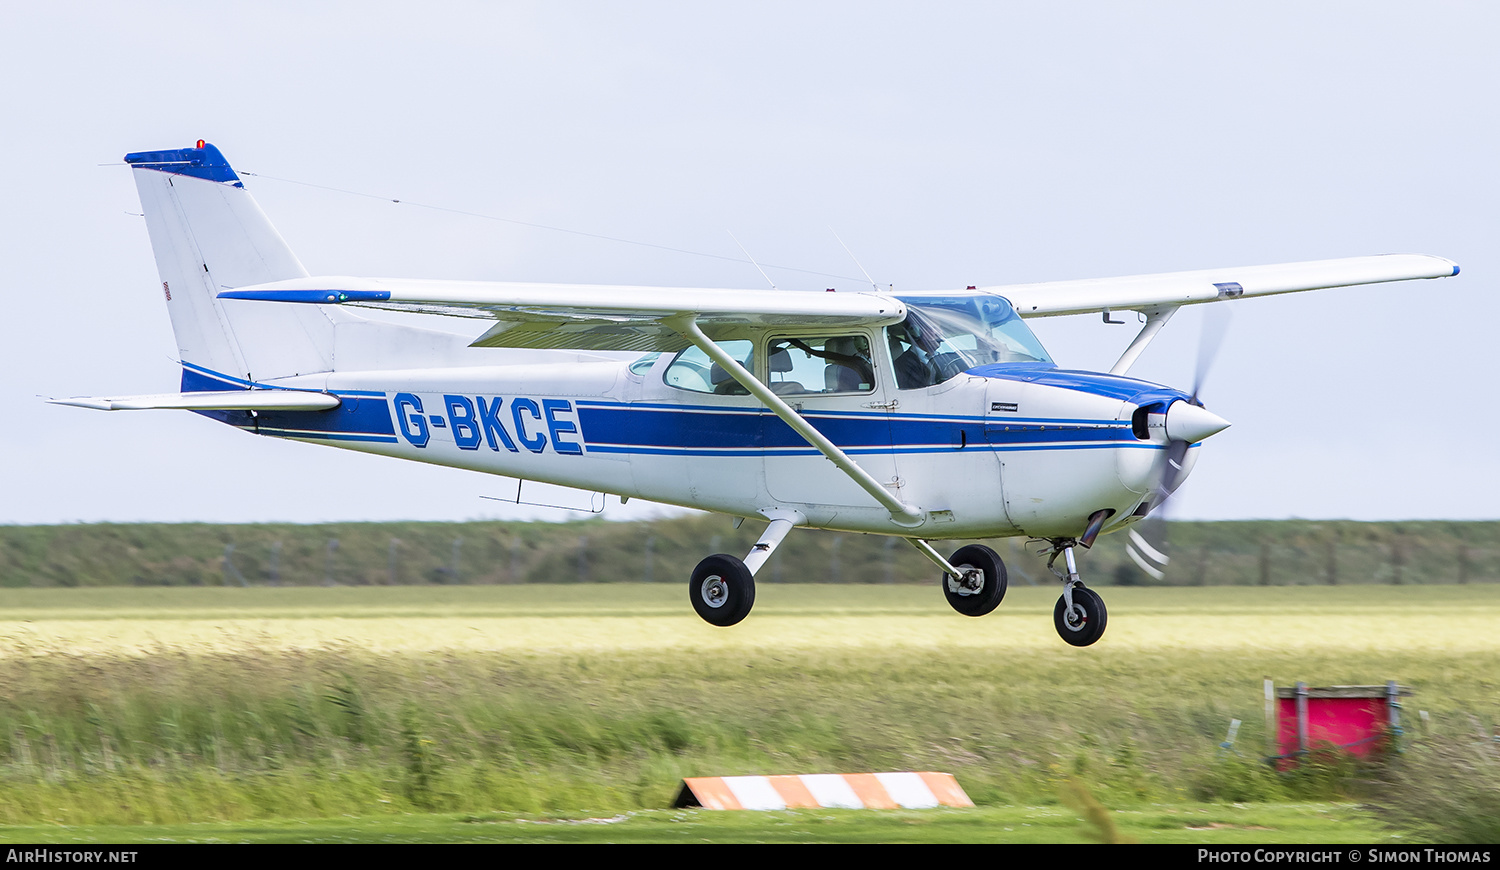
48,397,114,411
218,288,391,304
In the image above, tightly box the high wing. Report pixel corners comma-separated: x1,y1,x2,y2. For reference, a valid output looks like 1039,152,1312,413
220,279,908,352
50,391,340,412
216,254,1455,357
989,254,1458,318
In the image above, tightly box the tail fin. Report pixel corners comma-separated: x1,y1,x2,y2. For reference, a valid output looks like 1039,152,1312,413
126,142,339,390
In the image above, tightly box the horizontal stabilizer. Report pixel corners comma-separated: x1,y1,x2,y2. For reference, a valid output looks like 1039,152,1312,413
50,391,340,412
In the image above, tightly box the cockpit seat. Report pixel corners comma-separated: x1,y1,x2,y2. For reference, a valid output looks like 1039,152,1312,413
710,362,750,395
823,337,873,392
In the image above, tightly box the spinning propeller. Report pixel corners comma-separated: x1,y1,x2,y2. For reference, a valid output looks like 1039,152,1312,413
1125,307,1233,581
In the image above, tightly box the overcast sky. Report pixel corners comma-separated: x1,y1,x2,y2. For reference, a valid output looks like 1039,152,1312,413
2,1,1496,525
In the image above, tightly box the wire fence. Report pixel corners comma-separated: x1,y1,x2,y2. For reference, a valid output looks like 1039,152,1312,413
0,518,1494,588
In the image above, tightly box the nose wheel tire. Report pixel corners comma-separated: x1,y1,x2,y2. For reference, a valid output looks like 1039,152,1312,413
1054,585,1107,646
690,554,756,627
941,544,1007,617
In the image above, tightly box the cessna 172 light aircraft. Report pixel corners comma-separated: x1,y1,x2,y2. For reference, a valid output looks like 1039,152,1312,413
57,142,1460,645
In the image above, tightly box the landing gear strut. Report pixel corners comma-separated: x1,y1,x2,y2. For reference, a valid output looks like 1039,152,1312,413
908,540,1007,617
688,511,800,627
1046,539,1108,646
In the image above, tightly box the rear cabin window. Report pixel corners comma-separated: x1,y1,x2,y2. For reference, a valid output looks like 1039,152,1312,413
628,352,662,376
663,341,755,394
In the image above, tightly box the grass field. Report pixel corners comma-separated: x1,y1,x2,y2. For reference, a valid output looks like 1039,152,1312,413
0,584,1493,843
0,804,1387,844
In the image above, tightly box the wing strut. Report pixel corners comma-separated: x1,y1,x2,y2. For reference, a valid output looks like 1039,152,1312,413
667,315,926,528
1109,306,1178,376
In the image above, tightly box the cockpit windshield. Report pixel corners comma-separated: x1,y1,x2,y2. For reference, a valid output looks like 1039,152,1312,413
887,293,1053,389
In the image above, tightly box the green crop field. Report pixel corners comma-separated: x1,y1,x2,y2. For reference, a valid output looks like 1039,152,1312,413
0,584,1494,843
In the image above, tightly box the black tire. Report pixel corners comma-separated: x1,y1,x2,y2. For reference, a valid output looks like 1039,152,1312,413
690,554,755,627
1053,585,1108,646
941,544,1007,617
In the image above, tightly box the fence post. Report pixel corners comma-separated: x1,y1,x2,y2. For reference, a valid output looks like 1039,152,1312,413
1264,678,1277,759
1295,681,1309,756
324,538,339,586
1009,538,1038,586
268,541,281,586
222,543,248,587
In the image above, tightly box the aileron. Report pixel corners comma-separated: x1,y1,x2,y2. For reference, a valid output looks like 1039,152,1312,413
993,254,1458,317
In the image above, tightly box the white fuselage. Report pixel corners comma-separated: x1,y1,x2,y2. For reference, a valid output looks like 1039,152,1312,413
200,332,1196,542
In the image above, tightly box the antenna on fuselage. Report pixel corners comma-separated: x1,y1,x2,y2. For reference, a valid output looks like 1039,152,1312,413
727,231,778,290
830,227,880,292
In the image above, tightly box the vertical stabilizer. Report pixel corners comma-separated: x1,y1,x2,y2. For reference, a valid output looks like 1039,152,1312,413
126,142,340,389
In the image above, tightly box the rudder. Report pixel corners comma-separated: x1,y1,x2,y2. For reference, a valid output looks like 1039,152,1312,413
127,142,339,389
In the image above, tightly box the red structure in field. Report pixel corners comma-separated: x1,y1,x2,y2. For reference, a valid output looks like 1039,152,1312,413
1268,681,1412,767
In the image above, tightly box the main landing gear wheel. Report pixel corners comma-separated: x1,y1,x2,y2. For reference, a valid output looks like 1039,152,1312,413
1054,584,1107,646
690,554,756,627
941,544,1007,617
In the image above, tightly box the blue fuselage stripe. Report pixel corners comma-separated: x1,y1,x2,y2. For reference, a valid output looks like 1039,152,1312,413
178,362,397,440
577,404,1137,453
259,428,400,443
179,362,1168,456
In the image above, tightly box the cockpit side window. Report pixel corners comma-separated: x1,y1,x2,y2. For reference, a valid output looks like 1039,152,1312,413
887,313,956,390
766,335,875,395
888,294,1053,390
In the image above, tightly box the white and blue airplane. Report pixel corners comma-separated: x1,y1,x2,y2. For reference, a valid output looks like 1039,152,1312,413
57,141,1460,644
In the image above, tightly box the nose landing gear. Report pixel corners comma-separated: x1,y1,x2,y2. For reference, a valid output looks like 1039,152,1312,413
1047,539,1108,646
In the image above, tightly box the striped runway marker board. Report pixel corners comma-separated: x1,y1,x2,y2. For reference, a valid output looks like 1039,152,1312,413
674,772,973,811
